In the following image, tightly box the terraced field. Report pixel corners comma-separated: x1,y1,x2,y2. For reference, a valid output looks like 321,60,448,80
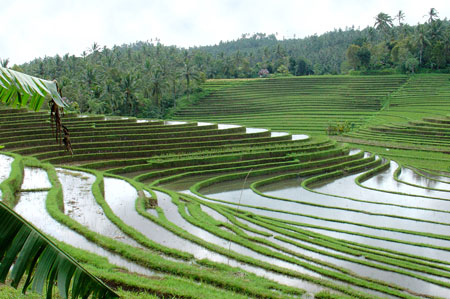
1,74,450,298
340,74,450,149
173,75,408,134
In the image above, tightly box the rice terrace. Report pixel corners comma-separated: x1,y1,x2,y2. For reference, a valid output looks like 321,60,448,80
1,4,450,299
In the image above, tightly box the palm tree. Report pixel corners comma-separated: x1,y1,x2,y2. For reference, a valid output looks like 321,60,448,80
149,68,168,114
120,72,138,115
395,10,405,26
428,19,444,41
182,51,200,102
374,12,393,39
426,8,439,23
414,24,430,65
90,42,101,54
367,27,376,42
0,67,117,298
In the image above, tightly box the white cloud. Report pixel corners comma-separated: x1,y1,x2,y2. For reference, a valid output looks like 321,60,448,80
1,0,449,65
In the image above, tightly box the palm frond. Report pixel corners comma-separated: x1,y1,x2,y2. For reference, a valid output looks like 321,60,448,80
0,66,67,110
0,201,118,299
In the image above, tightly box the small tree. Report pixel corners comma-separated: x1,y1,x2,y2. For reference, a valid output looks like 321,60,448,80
346,44,361,70
405,57,419,73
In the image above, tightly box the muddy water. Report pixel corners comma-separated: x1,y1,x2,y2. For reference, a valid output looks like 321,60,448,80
262,177,450,225
218,124,241,130
21,167,51,190
13,191,156,276
292,134,309,140
363,162,450,200
228,213,450,297
399,167,450,191
203,201,450,296
200,205,228,223
417,169,450,184
154,190,326,278
103,178,328,293
146,208,159,217
56,168,142,248
0,154,13,182
288,217,450,265
197,122,213,126
179,192,416,298
164,121,187,125
246,128,268,134
270,132,289,137
314,169,450,213
188,183,450,263
160,174,221,191
202,179,450,249
105,177,235,260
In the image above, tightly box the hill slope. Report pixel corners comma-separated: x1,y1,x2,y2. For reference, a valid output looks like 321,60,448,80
173,74,450,170
1,74,450,298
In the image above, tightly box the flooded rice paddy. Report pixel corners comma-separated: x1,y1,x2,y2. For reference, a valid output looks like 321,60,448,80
3,149,450,298
0,154,13,182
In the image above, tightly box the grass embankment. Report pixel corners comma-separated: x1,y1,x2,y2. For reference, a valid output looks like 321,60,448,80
172,75,408,134
174,74,450,171
26,157,310,298
341,74,450,170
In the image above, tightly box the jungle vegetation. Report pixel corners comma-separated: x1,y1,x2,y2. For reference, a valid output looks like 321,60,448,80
2,9,449,119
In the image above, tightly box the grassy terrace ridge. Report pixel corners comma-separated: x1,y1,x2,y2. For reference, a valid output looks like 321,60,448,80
1,74,450,298
171,75,408,134
172,74,450,171
340,74,450,170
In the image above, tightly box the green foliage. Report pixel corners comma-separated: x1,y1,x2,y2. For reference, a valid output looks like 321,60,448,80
344,11,450,72
404,57,419,73
8,9,448,120
0,202,117,299
326,121,354,135
0,153,24,207
173,75,407,135
0,66,67,110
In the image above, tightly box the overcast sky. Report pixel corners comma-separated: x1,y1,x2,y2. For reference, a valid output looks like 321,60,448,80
1,0,449,65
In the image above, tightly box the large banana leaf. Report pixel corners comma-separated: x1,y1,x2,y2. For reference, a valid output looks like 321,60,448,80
0,201,118,298
0,66,67,110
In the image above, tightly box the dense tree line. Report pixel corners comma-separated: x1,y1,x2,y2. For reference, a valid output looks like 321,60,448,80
2,8,448,118
344,9,450,73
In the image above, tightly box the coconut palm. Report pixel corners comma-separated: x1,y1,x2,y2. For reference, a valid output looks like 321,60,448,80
414,24,430,65
149,68,168,114
182,51,200,102
374,12,393,40
0,67,117,298
426,8,439,23
374,12,393,30
395,10,405,26
120,72,138,115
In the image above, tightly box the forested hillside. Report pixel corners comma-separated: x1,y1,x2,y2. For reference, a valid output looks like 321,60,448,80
1,9,449,119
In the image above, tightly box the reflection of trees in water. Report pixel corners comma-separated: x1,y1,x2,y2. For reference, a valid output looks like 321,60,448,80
425,177,437,189
417,169,450,185
375,173,385,186
407,167,440,190
411,168,436,189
